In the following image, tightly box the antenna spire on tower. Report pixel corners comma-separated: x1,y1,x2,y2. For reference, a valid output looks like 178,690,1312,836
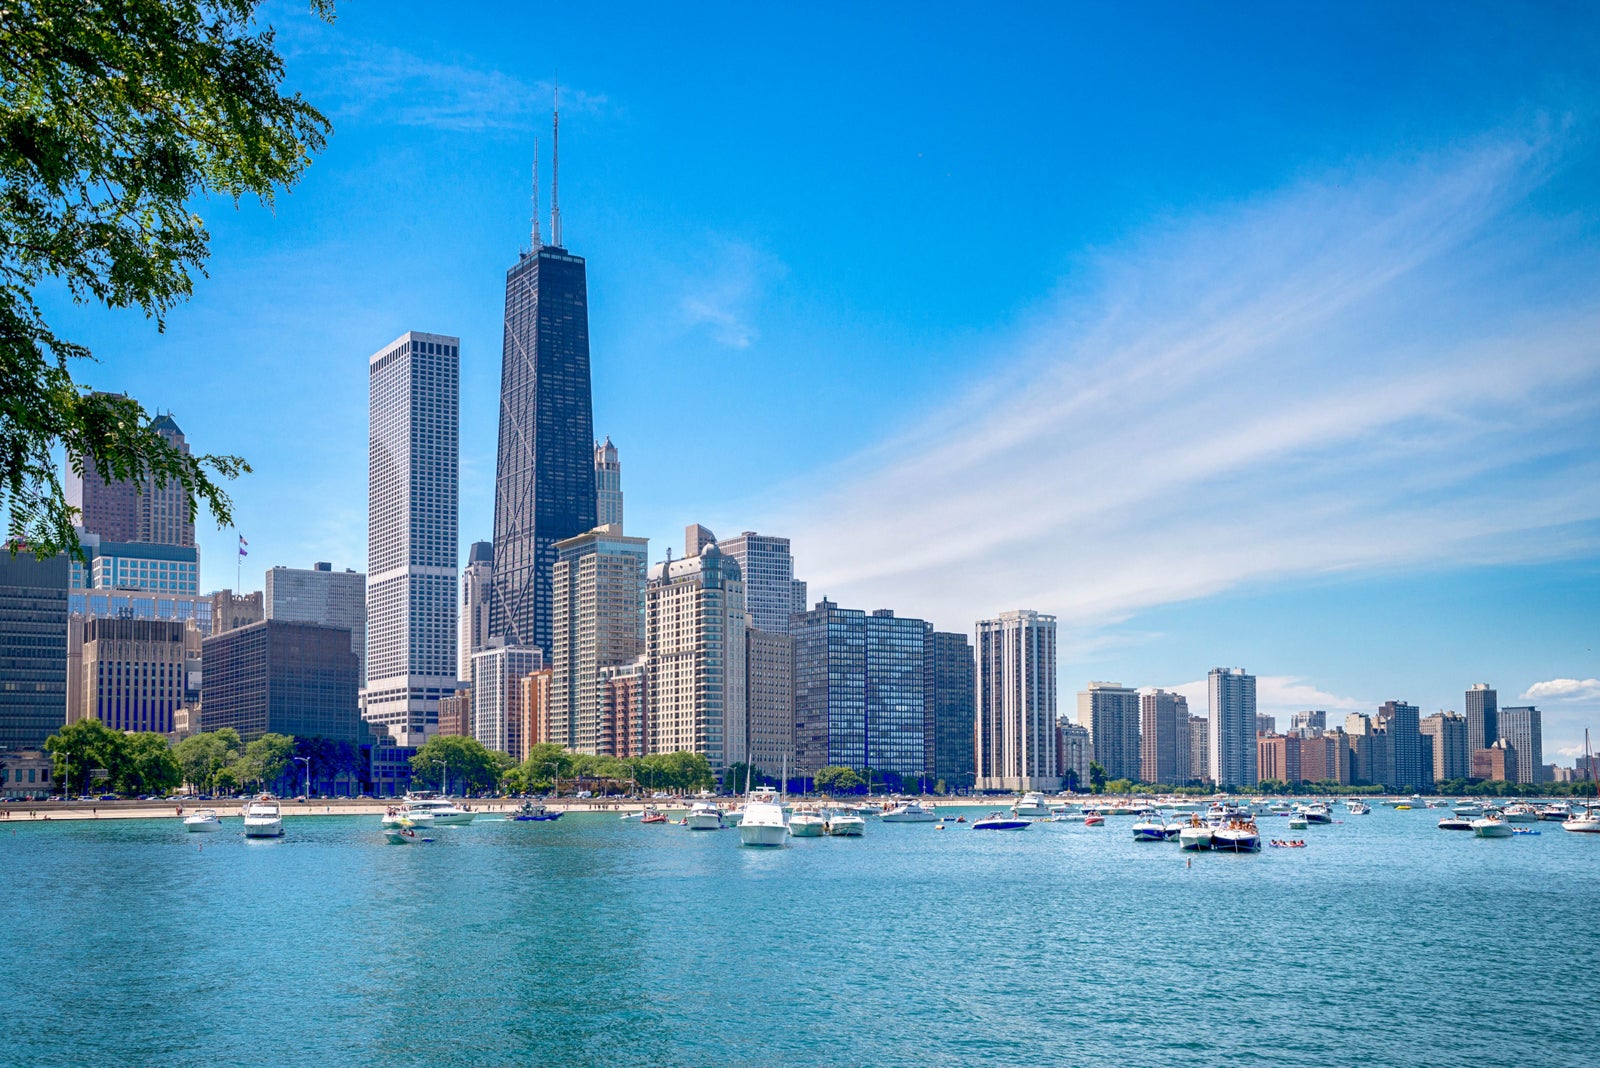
530,136,542,251
550,76,562,248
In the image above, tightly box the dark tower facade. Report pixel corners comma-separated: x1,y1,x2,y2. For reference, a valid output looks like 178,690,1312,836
490,243,596,655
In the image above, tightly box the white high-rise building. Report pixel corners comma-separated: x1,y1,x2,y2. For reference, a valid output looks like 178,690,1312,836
458,541,494,683
1208,667,1257,787
365,330,460,745
975,609,1059,791
550,524,648,754
644,536,747,768
472,642,542,758
265,562,366,685
594,437,623,529
716,531,796,636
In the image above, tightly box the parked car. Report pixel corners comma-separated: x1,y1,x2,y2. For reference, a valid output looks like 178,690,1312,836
97,794,118,801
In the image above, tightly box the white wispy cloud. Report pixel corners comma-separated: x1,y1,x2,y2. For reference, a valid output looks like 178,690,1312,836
770,131,1600,634
676,239,783,349
1521,678,1600,702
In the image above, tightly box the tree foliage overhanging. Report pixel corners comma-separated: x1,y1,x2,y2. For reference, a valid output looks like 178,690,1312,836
0,0,331,555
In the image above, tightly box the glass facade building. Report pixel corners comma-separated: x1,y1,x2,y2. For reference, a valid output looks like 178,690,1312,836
200,620,362,743
930,631,976,789
0,552,68,749
491,244,597,657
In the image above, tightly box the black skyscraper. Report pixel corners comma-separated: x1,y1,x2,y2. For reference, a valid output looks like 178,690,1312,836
491,108,596,655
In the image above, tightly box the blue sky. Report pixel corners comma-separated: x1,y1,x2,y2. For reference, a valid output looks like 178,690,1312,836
40,3,1600,757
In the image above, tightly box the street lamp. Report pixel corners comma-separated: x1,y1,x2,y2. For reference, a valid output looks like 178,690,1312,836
542,761,559,796
293,756,310,800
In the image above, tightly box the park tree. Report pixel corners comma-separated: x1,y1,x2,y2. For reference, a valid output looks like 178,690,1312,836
814,766,864,794
234,732,294,791
44,718,126,794
1,0,331,556
173,727,243,792
722,762,765,793
410,735,500,794
117,731,181,795
1089,761,1107,794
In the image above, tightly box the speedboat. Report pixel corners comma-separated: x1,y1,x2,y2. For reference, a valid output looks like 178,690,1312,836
400,794,475,825
1453,801,1485,817
738,787,789,847
1012,792,1052,817
1346,800,1371,815
788,807,826,837
1501,803,1540,824
1131,812,1180,841
242,795,283,838
972,812,1030,830
511,801,562,822
1301,804,1333,825
684,801,725,830
384,818,426,844
1211,820,1261,853
1082,811,1106,827
640,807,669,824
182,808,222,833
1471,816,1513,838
881,801,939,823
382,805,435,830
1438,816,1473,831
1288,816,1309,830
1541,801,1575,822
824,809,866,836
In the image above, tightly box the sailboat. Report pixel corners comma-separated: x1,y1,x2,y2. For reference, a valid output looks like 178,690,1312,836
1563,730,1600,834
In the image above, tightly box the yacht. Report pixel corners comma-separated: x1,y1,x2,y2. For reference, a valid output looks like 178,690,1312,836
1211,820,1262,853
1470,816,1514,838
1562,805,1600,834
1012,792,1053,817
1539,801,1575,822
737,787,789,847
242,795,283,838
825,809,867,836
1501,803,1541,824
972,812,1031,830
1453,801,1485,817
684,801,726,830
400,794,475,825
1301,804,1334,825
881,801,939,823
1437,816,1473,831
788,807,826,837
182,808,223,832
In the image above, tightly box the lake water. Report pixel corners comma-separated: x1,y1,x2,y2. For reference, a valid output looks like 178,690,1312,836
4,805,1596,1067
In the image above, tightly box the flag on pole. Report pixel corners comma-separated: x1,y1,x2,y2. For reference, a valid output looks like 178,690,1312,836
238,535,249,558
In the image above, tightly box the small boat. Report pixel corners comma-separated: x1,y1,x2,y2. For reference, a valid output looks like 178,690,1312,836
1131,812,1180,841
1471,816,1513,838
400,793,475,825
182,808,222,833
1012,792,1052,817
1300,804,1333,825
788,808,826,837
1453,802,1485,817
1501,803,1541,824
1438,817,1473,831
1083,813,1106,827
1540,801,1575,822
382,806,435,830
1287,816,1309,830
824,809,866,836
242,795,283,838
1268,839,1306,848
738,787,789,847
384,819,427,844
511,801,563,822
1346,800,1371,815
1562,812,1600,834
1178,816,1213,851
972,813,1031,830
1211,820,1262,853
640,808,669,825
684,801,725,830
881,801,939,823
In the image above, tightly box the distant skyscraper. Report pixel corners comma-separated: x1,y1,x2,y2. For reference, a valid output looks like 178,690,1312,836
1080,682,1140,782
864,610,932,783
366,330,460,744
65,402,194,547
1498,706,1544,784
1257,732,1301,784
929,631,976,790
790,579,808,616
471,643,543,758
490,164,597,655
1189,716,1211,783
458,541,494,683
1291,710,1327,734
0,551,68,749
79,618,186,733
644,540,746,767
1377,700,1424,790
1208,667,1257,788
202,620,361,743
792,599,866,775
67,530,199,595
599,658,646,759
1058,720,1093,791
975,610,1059,792
550,525,647,753
1465,683,1498,754
717,531,796,635
745,628,795,776
1420,712,1469,782
266,562,366,686
1256,714,1277,736
1140,689,1189,785
594,437,623,529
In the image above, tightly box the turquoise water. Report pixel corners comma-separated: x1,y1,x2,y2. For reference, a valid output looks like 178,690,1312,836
4,807,1596,1067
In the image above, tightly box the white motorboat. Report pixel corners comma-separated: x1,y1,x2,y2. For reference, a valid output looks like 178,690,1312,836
788,808,826,837
1301,804,1333,825
1438,816,1473,831
384,818,425,844
399,793,475,825
182,808,222,832
1131,812,1180,841
972,812,1031,830
1211,820,1262,853
684,801,725,830
881,801,939,823
1177,821,1213,851
1346,800,1371,815
382,805,435,829
1453,801,1484,817
824,809,866,836
242,795,283,838
1288,816,1309,831
1012,792,1052,817
1471,816,1514,838
1501,803,1541,824
737,787,788,847
1540,801,1575,822
1562,809,1600,833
